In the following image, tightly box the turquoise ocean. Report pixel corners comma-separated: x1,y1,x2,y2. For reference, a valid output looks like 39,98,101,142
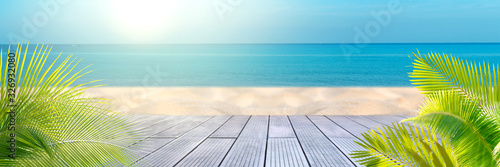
2,43,500,87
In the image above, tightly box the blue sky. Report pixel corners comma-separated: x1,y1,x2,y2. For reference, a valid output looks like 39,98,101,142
0,0,499,44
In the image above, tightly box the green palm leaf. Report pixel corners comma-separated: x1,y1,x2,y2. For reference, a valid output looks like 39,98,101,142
409,50,500,114
353,50,500,166
405,90,500,166
0,43,144,166
351,122,458,167
408,51,500,166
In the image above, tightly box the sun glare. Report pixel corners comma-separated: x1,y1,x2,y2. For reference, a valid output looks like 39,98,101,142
111,0,174,34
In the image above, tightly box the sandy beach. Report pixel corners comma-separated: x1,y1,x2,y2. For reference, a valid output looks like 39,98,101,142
85,87,424,115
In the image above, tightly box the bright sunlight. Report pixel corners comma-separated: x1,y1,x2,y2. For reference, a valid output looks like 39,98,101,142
110,0,175,34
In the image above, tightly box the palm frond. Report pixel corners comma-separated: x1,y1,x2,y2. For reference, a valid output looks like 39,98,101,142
353,51,500,166
409,50,500,114
404,90,500,166
351,122,458,167
0,43,144,166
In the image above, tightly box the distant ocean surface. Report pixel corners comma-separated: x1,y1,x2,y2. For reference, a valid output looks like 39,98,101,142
2,43,500,87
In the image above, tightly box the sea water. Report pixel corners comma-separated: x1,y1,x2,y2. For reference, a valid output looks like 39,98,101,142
1,43,499,87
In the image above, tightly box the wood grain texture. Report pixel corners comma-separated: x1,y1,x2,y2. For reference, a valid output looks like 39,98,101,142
130,115,406,167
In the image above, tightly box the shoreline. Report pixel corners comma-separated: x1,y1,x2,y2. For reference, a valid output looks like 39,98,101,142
85,87,424,115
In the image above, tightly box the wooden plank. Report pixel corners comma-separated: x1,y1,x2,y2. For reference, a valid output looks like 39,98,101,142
269,115,295,138
143,115,173,126
363,115,406,126
153,116,213,138
148,115,191,130
326,116,369,138
211,116,250,138
137,115,175,128
308,116,363,166
289,116,354,167
398,115,414,119
128,138,175,158
362,115,423,135
363,115,420,130
137,115,182,130
129,115,169,128
176,138,235,167
136,116,231,166
266,138,309,167
128,115,417,166
220,116,269,167
329,138,364,167
142,115,194,138
345,115,384,130
361,115,421,133
308,115,353,138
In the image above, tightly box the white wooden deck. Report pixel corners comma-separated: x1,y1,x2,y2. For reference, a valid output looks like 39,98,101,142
127,115,410,167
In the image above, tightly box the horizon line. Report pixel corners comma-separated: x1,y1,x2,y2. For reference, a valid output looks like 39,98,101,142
1,42,500,45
